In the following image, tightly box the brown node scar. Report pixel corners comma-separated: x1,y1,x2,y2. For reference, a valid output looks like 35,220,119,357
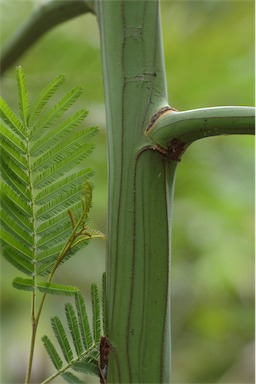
147,105,178,131
167,138,186,161
154,138,186,162
98,336,111,384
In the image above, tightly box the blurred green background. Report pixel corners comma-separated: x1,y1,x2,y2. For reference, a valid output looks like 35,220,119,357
0,0,254,383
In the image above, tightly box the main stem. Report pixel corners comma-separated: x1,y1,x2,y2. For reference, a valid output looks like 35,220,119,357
24,292,37,384
97,1,175,382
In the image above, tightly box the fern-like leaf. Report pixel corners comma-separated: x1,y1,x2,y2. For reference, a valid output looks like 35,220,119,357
31,109,88,155
16,66,30,127
3,248,34,275
91,284,101,343
37,282,79,296
75,291,93,349
42,284,105,383
0,124,26,154
0,67,99,291
30,85,84,139
30,74,65,123
72,361,99,376
12,278,79,296
0,97,25,137
51,316,74,363
13,277,35,292
35,169,93,205
1,228,33,258
42,335,63,370
61,371,84,384
65,303,83,356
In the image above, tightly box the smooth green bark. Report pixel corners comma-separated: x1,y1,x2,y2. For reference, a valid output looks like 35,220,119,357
96,1,175,382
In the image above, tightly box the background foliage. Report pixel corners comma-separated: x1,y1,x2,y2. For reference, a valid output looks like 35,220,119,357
0,1,254,383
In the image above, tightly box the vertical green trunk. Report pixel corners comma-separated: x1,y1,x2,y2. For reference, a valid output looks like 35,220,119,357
97,1,176,382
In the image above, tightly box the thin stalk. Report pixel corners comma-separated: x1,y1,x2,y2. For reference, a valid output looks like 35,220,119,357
25,116,39,384
0,0,94,75
24,290,37,384
24,196,92,383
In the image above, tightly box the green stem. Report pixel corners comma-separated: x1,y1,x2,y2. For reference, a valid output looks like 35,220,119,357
0,0,94,75
97,1,174,382
25,290,37,384
25,117,39,384
146,106,255,151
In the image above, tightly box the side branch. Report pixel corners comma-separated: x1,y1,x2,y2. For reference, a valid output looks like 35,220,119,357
0,0,95,75
146,106,255,156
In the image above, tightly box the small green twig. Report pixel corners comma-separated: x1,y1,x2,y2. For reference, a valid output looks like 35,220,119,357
25,289,37,384
25,189,96,383
68,209,76,229
41,342,99,384
0,0,95,75
146,106,255,153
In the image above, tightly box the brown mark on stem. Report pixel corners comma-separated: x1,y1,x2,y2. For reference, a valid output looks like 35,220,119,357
150,138,186,162
139,142,186,164
146,106,178,131
167,138,186,161
99,336,111,384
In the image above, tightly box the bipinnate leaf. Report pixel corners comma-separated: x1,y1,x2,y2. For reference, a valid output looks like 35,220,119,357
30,85,84,139
37,282,79,296
4,249,34,276
0,97,25,137
91,283,101,343
0,67,99,284
51,316,74,363
42,282,105,382
12,277,79,296
61,371,84,384
75,292,93,349
72,360,99,376
30,74,65,123
42,335,63,370
16,66,30,126
13,277,34,292
31,110,89,156
65,303,83,356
